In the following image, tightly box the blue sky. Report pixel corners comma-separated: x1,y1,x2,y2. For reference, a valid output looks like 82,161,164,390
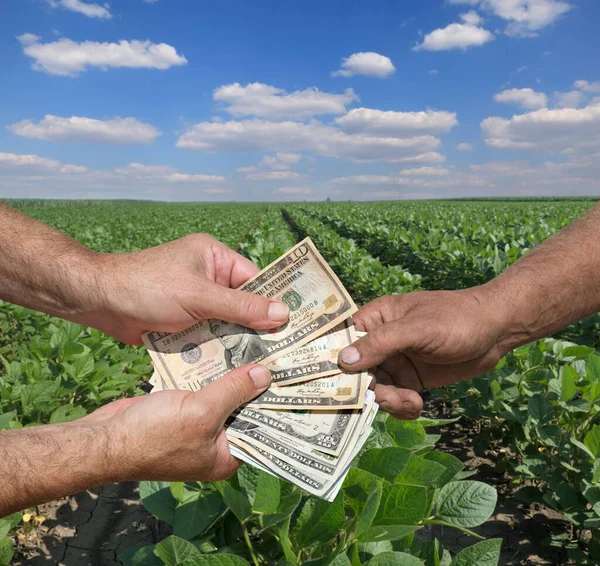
1,0,599,201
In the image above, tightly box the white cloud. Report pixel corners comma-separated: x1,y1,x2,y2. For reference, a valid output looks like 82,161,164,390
414,11,494,51
494,88,548,109
400,167,450,176
574,80,600,94
0,151,86,173
47,0,112,19
213,83,358,120
331,52,396,78
335,108,458,136
554,90,585,109
245,171,303,181
204,188,231,195
114,163,176,177
168,173,226,182
176,119,441,163
429,69,440,75
450,0,572,37
259,153,302,170
17,34,187,76
8,115,160,145
274,187,313,195
481,101,600,151
395,152,447,163
457,142,473,151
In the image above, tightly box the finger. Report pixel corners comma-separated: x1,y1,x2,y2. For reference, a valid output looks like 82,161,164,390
198,364,271,430
206,431,243,481
374,383,423,420
230,254,261,288
193,282,289,330
352,295,415,332
339,319,418,372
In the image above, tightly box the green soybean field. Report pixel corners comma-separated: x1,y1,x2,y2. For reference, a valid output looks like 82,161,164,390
1,198,599,566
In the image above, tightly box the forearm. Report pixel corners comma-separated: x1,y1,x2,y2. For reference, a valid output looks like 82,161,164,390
484,202,600,352
0,422,119,517
0,202,100,319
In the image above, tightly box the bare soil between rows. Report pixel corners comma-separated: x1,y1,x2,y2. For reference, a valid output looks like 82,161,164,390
12,416,573,565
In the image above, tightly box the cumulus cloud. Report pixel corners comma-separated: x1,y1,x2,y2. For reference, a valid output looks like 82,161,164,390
259,153,302,170
176,119,441,163
274,187,313,195
331,52,396,78
245,171,303,181
494,88,548,109
449,0,571,37
457,142,473,151
400,167,450,176
46,0,111,19
8,115,160,145
554,90,586,109
335,108,458,136
17,34,187,76
0,151,86,173
574,80,600,94
168,173,225,182
213,83,358,120
481,101,600,151
414,11,494,51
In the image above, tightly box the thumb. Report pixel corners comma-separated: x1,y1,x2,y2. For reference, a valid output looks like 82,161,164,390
195,282,289,330
338,320,417,371
198,364,271,429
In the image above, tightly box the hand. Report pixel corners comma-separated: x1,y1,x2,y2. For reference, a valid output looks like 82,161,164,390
338,288,507,420
82,364,272,482
76,234,289,344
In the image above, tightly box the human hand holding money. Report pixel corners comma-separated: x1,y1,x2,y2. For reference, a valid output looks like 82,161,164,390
145,238,378,501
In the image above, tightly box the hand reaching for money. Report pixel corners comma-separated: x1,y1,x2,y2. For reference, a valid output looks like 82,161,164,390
339,291,507,420
82,364,272,481
76,233,290,345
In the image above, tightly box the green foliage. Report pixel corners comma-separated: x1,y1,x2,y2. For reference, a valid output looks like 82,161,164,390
126,414,499,565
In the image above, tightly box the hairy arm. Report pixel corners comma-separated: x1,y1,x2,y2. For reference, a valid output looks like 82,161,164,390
489,201,600,352
0,422,116,517
0,202,98,321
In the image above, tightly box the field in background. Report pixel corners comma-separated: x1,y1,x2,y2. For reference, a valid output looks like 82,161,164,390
2,197,600,565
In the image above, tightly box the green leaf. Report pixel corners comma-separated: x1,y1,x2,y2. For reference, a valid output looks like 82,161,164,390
343,468,385,514
215,479,252,522
0,411,17,431
355,484,383,540
587,355,600,381
559,365,578,402
179,557,249,566
49,404,86,424
295,491,345,547
173,493,222,540
358,448,412,482
118,544,162,566
367,551,424,565
537,425,561,447
139,481,177,526
395,455,446,487
253,471,280,514
303,553,352,566
358,525,420,543
585,426,600,458
424,452,464,488
416,417,460,427
154,535,200,565
374,485,428,526
528,394,553,425
386,421,426,449
571,438,595,459
0,512,21,537
451,538,502,566
0,536,14,566
261,489,302,529
170,482,185,503
436,481,497,528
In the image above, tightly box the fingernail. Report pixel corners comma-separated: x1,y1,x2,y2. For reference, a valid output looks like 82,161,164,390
340,346,361,365
380,401,393,412
249,366,271,389
403,401,415,413
268,301,289,322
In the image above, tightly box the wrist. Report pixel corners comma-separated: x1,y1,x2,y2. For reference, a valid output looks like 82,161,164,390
477,277,536,356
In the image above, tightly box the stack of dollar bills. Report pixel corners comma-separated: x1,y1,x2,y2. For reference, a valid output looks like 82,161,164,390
144,238,378,501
